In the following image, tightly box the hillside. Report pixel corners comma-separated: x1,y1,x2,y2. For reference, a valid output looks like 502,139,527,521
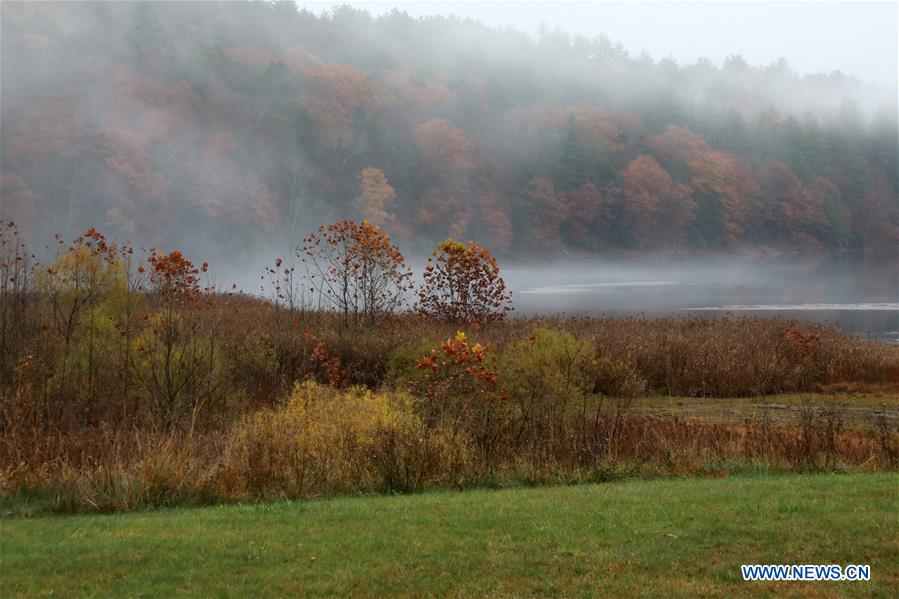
2,1,897,259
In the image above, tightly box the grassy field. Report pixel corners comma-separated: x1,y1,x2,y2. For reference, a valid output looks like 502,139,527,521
632,392,899,427
2,473,897,597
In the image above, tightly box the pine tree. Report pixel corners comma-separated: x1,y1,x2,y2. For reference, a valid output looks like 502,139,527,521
556,115,588,191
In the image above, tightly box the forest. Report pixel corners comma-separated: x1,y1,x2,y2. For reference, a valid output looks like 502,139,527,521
2,1,897,260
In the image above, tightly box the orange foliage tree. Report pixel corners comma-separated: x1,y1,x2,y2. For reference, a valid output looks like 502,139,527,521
649,125,757,246
621,155,695,248
302,220,412,327
355,166,395,226
414,118,476,232
415,238,512,323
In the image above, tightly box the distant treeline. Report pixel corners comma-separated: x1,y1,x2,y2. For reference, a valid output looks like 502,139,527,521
2,1,897,256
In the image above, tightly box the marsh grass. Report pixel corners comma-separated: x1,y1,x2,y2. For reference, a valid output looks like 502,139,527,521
2,223,898,513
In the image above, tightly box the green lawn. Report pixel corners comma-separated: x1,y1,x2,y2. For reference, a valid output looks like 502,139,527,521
2,474,897,597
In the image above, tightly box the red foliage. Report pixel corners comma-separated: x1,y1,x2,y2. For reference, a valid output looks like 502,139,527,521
411,331,508,458
304,330,347,388
302,220,412,327
147,250,201,298
415,238,512,324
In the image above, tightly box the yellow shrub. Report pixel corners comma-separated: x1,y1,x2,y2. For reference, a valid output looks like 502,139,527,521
220,381,469,497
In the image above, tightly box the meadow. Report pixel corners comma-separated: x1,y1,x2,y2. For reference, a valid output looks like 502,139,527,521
3,473,897,597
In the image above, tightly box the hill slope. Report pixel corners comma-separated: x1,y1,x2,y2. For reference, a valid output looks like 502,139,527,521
2,2,897,258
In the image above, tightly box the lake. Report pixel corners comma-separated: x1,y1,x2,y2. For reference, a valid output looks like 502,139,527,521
502,254,899,343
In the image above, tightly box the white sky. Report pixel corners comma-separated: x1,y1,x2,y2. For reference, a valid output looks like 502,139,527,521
297,1,899,89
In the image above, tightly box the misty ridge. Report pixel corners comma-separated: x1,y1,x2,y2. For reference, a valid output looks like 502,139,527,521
1,0,897,267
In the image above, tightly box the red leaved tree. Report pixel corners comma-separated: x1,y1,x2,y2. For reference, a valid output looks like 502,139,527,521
136,250,216,427
302,220,412,327
415,238,512,324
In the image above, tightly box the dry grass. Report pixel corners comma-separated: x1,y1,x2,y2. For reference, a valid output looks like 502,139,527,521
3,380,896,515
3,225,898,513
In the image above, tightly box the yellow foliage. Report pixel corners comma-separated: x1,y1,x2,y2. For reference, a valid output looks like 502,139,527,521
221,381,469,496
356,166,395,226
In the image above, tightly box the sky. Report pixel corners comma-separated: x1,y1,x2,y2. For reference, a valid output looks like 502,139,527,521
297,1,899,89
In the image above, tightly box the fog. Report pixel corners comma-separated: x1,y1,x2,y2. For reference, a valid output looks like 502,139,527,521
307,1,898,89
500,254,898,342
1,1,897,335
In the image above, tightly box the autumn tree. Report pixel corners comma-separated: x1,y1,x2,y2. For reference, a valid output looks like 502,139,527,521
414,119,476,231
523,178,567,250
474,192,513,255
650,126,757,246
262,255,304,313
134,250,216,427
302,220,411,327
620,155,695,248
353,221,413,326
0,221,32,387
416,238,512,323
42,229,126,411
355,166,395,226
758,161,827,248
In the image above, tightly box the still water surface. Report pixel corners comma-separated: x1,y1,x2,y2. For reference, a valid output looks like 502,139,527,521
502,255,899,343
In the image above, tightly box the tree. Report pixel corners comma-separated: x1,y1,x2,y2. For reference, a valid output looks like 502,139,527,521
475,192,513,256
416,238,512,324
523,178,566,250
758,162,827,248
561,181,601,248
42,229,126,410
0,221,32,387
620,155,694,248
135,249,217,426
556,115,588,191
127,1,168,69
355,166,395,226
414,118,475,186
413,119,477,232
688,151,757,246
651,126,758,246
302,220,411,327
353,221,413,326
809,177,851,248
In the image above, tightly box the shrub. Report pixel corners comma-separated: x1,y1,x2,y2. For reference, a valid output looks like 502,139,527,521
411,331,508,466
592,356,647,398
415,238,512,323
500,328,597,454
220,381,467,496
386,339,438,389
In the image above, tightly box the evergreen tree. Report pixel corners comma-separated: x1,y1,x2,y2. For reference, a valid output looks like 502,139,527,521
556,115,588,191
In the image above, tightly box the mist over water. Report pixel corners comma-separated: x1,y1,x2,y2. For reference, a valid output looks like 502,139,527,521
501,253,899,342
2,2,896,346
220,251,897,342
